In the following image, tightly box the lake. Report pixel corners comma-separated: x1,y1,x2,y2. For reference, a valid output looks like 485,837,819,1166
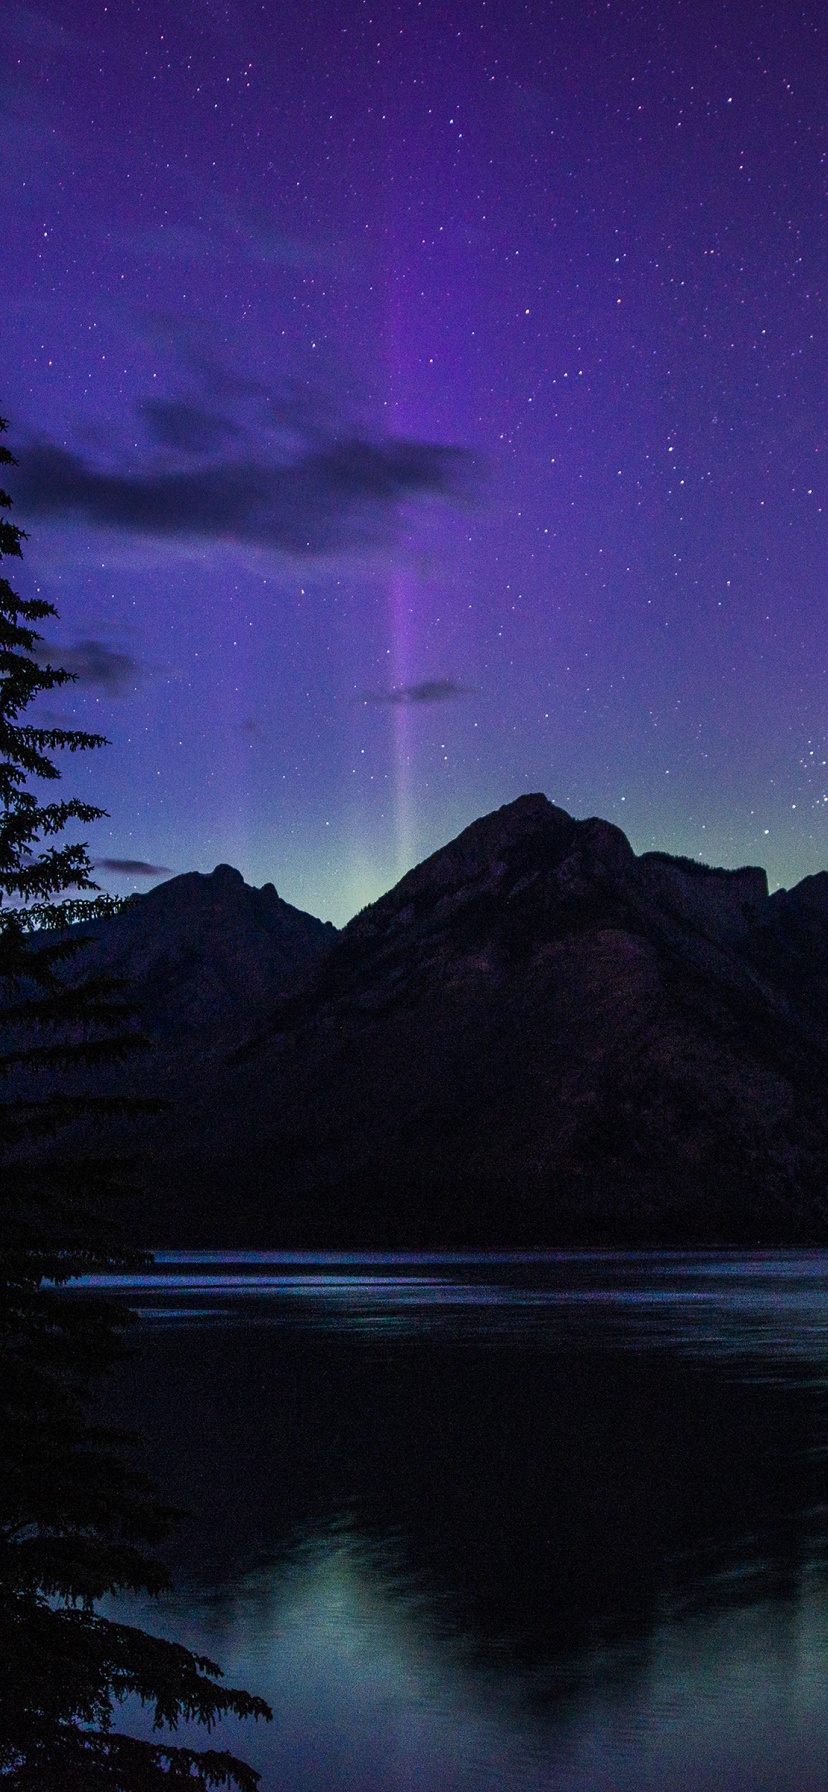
89,1250,828,1790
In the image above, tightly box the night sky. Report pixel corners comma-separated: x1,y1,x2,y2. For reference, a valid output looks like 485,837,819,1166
4,0,828,924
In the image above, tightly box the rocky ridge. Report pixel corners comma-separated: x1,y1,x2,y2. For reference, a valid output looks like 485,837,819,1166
107,794,828,1247
66,862,336,1093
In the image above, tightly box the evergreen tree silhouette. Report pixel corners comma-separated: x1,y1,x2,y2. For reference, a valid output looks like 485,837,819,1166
0,416,271,1789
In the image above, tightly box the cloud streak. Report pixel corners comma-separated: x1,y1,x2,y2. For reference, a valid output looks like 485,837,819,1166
139,399,241,453
361,679,474,706
34,639,141,694
93,858,172,877
16,434,477,556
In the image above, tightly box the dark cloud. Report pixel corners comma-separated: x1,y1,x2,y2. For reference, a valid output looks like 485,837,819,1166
93,859,172,877
140,399,241,453
35,639,141,694
34,709,74,728
16,434,477,555
361,679,475,706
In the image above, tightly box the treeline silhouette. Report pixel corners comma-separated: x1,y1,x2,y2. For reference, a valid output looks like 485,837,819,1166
0,414,270,1789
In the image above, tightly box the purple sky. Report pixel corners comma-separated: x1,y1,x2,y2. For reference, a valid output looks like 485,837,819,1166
4,0,828,922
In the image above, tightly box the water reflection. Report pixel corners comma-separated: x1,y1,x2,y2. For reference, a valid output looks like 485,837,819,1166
100,1252,828,1789
79,1249,828,1378
113,1528,828,1791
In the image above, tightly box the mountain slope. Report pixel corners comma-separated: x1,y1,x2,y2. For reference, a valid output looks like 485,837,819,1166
133,796,828,1247
68,863,336,1092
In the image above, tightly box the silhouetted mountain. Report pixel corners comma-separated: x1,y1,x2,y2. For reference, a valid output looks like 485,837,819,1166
68,862,336,1093
742,869,828,1025
97,794,828,1248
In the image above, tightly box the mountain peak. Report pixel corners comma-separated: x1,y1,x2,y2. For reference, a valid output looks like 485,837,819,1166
348,795,578,939
54,791,828,1249
210,863,246,887
69,862,336,1044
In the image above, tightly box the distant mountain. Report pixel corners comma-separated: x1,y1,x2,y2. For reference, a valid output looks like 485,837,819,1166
67,863,336,1094
105,794,828,1248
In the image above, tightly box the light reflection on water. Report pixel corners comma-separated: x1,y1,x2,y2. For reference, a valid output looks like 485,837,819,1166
112,1529,828,1792
100,1252,828,1789
75,1249,828,1376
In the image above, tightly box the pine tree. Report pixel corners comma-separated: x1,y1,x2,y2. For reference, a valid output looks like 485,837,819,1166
0,415,271,1788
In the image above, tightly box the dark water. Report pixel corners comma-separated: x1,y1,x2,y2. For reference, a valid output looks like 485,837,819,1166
88,1251,828,1790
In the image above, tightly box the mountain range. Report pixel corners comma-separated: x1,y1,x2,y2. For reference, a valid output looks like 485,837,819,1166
65,794,828,1246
